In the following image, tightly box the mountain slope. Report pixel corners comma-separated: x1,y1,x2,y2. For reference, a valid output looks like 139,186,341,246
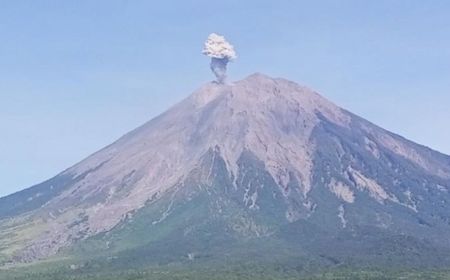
1,73,450,272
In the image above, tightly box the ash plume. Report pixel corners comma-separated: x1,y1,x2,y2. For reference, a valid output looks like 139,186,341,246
202,33,237,84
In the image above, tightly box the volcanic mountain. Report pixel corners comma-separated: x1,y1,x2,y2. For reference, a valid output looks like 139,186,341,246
1,73,450,272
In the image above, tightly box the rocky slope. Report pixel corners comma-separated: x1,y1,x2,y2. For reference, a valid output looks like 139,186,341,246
1,73,450,269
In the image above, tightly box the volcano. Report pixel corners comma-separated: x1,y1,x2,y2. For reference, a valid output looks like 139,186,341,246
1,73,450,275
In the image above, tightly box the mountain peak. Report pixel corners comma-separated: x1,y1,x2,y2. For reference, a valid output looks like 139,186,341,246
242,72,274,81
1,74,450,268
194,73,339,118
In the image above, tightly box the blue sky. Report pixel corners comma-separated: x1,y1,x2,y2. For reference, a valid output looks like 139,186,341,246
1,1,450,197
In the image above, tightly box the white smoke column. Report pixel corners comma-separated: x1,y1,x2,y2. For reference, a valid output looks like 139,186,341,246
202,33,237,84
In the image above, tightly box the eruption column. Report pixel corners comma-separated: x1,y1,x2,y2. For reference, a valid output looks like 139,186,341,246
202,33,236,84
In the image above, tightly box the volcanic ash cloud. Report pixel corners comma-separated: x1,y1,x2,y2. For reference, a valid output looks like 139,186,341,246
202,33,237,84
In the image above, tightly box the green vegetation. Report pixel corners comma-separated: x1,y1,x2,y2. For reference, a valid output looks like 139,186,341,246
2,262,450,280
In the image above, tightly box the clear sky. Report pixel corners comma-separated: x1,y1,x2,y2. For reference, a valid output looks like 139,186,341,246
1,1,450,198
